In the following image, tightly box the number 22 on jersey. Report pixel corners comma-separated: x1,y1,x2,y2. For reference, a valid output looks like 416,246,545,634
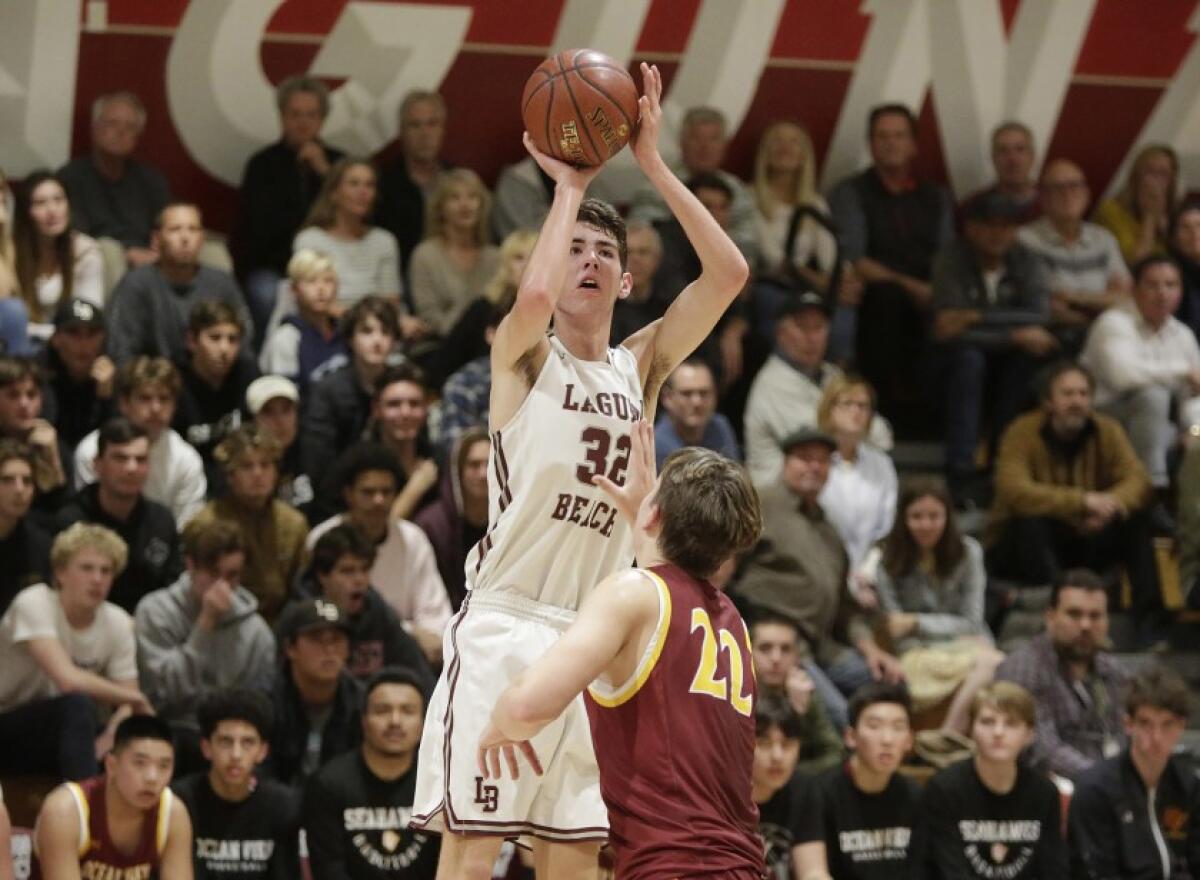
688,608,753,716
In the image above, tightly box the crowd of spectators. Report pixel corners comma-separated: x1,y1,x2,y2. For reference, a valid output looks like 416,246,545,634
1,74,1200,879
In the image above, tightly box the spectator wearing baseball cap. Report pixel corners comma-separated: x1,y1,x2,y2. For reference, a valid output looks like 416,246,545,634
246,375,312,511
269,596,362,788
39,298,115,455
744,289,892,487
932,190,1055,505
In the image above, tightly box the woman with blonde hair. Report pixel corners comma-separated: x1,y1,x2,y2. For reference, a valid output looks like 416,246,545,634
12,170,103,338
816,373,897,574
1094,144,1179,266
751,120,859,358
294,158,417,326
0,170,31,354
483,228,538,312
409,168,499,337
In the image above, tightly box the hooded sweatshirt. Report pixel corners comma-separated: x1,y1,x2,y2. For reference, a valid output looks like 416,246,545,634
414,433,487,611
134,572,277,721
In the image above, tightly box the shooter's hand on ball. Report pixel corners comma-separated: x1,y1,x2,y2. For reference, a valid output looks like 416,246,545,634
593,419,656,526
522,132,602,189
630,63,664,172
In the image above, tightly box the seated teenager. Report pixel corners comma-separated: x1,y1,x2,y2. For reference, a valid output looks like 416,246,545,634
173,689,301,880
914,681,1067,879
752,693,808,879
0,438,51,617
0,523,150,780
303,668,439,878
794,681,919,880
34,714,192,880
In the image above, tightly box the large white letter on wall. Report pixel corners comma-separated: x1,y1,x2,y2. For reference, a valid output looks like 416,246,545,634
0,0,81,173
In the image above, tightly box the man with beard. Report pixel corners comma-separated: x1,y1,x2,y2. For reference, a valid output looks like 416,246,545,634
996,568,1128,781
985,360,1163,639
304,668,439,879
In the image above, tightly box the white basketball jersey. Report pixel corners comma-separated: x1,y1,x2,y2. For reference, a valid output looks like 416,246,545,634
466,334,644,610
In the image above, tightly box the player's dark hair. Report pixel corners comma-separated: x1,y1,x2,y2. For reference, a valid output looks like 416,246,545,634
96,416,149,457
868,103,918,138
341,295,400,344
335,442,405,496
754,692,803,740
188,299,243,337
112,714,175,754
1125,664,1190,720
847,681,913,729
1038,359,1094,402
1132,254,1181,286
197,688,275,740
576,198,628,269
363,666,429,711
655,448,763,580
1050,568,1107,608
312,523,377,575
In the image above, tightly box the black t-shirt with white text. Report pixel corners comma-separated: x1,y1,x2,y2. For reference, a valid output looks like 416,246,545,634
172,772,301,880
303,750,439,879
915,759,1066,880
795,762,918,880
757,773,808,880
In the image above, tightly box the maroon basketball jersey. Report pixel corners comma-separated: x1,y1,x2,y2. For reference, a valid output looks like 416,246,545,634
33,775,172,880
584,563,765,879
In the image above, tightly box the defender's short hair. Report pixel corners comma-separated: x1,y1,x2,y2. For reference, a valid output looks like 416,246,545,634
655,448,763,580
51,523,128,577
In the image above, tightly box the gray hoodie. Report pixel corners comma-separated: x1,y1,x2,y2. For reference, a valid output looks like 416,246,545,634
134,572,276,720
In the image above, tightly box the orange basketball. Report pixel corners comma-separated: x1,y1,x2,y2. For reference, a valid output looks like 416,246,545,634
521,49,640,167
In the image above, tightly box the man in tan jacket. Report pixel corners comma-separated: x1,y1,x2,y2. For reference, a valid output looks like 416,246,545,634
987,360,1165,638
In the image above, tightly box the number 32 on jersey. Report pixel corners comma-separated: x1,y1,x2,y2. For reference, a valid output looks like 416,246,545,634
688,609,754,716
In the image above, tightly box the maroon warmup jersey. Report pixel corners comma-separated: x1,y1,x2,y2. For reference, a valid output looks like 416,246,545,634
34,775,173,880
585,563,765,879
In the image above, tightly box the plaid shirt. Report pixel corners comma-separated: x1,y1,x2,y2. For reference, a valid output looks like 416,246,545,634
438,355,491,458
995,632,1128,781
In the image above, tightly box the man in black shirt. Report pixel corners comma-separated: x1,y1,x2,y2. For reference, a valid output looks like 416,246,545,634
916,681,1067,880
174,300,258,489
57,417,181,613
0,439,50,616
794,681,918,880
1069,665,1200,879
304,667,439,879
174,689,300,879
752,693,806,880
40,299,115,455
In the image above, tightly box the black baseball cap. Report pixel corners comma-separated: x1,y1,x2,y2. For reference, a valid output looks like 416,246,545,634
774,289,829,321
277,598,351,641
54,299,105,331
779,426,837,454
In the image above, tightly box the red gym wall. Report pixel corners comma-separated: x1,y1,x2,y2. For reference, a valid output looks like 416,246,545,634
2,0,1197,233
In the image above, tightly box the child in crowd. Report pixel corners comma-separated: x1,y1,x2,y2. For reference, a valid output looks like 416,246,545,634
259,249,348,393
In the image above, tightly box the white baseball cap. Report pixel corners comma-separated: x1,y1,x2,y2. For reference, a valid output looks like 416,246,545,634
245,375,299,415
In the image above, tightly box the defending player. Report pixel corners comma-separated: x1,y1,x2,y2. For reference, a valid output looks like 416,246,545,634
34,714,193,880
410,63,750,879
480,425,766,879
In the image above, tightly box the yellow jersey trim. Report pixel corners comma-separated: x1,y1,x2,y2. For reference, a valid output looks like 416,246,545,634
156,788,172,854
66,781,90,857
587,569,672,708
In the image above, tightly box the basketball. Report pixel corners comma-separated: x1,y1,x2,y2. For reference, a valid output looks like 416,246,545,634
521,49,640,167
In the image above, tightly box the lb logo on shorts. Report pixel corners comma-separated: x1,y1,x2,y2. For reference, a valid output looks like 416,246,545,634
474,777,499,813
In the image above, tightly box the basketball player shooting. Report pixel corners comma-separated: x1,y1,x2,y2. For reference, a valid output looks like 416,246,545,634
409,62,750,880
479,422,767,880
